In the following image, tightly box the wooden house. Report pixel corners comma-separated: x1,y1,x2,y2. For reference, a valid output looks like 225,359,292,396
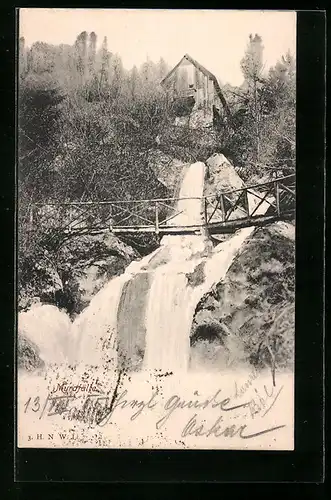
160,54,230,129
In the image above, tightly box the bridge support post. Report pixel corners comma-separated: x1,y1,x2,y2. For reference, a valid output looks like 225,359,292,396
220,193,226,222
204,197,208,226
202,197,210,238
155,202,159,236
244,190,249,217
275,181,280,216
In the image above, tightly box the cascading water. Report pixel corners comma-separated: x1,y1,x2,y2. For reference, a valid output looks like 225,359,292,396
19,159,272,373
143,162,208,371
142,167,271,372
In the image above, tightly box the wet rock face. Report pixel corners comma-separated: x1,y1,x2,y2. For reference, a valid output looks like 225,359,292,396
190,222,295,371
186,261,206,288
191,315,224,344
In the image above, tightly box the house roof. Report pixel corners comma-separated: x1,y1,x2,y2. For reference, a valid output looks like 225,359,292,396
160,53,219,87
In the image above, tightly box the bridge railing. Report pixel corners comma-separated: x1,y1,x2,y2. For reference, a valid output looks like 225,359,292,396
28,197,181,237
204,174,295,227
28,174,295,237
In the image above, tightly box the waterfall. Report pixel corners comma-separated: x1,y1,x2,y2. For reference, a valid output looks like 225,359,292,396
143,162,208,371
19,160,271,373
142,185,272,372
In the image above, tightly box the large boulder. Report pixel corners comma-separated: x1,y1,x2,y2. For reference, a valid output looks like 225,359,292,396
205,153,245,197
76,255,129,308
17,333,45,372
204,154,247,225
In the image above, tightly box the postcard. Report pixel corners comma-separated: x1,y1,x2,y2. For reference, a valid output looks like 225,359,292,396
17,8,296,450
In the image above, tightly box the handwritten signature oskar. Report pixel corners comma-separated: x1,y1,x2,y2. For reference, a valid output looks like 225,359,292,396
179,383,285,439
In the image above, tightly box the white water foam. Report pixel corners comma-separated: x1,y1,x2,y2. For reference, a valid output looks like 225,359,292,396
18,304,72,365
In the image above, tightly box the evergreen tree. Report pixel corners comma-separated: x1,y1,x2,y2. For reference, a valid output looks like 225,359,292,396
140,57,156,87
88,32,97,76
240,34,265,166
128,65,140,100
110,53,124,99
74,31,88,82
263,51,296,173
240,33,264,84
99,36,111,96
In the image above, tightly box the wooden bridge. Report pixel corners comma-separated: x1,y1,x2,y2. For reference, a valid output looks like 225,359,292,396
30,174,295,239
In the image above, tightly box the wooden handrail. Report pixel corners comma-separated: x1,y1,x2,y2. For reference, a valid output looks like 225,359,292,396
31,174,295,207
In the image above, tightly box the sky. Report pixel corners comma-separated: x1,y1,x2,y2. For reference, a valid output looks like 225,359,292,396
19,9,296,87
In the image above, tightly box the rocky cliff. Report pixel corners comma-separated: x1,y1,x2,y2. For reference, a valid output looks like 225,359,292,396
190,221,295,372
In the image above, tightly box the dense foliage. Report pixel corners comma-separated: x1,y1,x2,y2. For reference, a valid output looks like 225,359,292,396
222,34,295,179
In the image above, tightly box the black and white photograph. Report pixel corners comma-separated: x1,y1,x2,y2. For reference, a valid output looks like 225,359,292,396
17,8,296,450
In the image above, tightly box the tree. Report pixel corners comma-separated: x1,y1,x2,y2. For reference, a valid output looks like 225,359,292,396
19,75,64,200
240,33,264,83
109,53,124,100
74,31,88,83
18,30,175,313
98,36,112,97
139,57,157,92
240,34,265,166
18,75,65,308
128,65,140,100
88,32,97,76
28,41,57,75
217,41,295,179
262,51,296,174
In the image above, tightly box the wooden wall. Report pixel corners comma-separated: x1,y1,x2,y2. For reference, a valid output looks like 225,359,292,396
164,60,220,125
